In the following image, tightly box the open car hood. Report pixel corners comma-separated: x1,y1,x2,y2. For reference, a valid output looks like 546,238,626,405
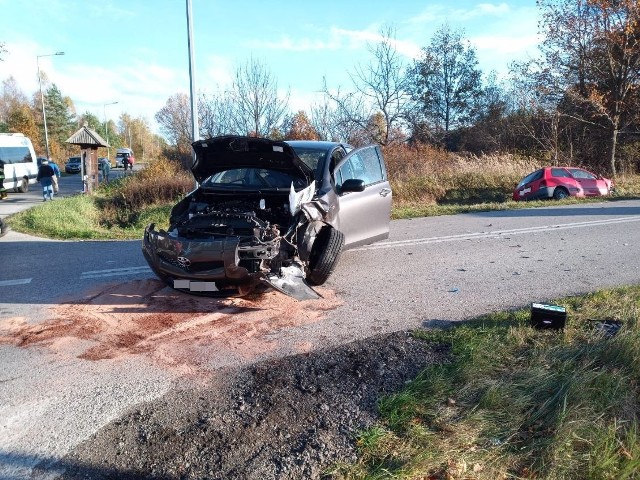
191,135,313,184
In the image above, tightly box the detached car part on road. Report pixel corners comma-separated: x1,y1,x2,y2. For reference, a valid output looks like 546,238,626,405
142,136,392,300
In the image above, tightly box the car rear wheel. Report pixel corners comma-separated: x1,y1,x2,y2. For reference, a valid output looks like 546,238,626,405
17,178,29,193
306,227,344,286
553,187,569,200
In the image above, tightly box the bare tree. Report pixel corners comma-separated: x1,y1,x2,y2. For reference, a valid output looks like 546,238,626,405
228,57,289,137
155,93,191,146
0,76,29,127
323,27,411,145
537,0,640,175
155,93,193,166
199,91,236,137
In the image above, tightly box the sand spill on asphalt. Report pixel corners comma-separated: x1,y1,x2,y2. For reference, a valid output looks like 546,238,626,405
0,279,342,373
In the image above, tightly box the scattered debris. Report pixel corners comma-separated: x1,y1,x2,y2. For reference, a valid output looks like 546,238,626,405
530,303,566,330
590,319,622,337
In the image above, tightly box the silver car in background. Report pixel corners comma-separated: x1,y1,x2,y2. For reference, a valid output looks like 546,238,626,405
142,135,392,299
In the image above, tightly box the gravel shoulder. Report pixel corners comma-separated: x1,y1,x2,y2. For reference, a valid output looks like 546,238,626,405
54,330,449,480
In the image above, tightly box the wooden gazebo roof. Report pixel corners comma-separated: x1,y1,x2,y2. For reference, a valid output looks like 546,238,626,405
66,124,109,147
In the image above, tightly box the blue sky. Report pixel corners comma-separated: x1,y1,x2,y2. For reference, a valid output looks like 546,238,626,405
0,0,540,132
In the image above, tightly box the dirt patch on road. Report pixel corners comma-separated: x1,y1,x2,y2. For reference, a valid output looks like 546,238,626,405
0,279,342,373
54,331,449,480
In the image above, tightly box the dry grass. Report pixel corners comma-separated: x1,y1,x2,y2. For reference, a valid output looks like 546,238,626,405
98,157,194,228
382,144,542,207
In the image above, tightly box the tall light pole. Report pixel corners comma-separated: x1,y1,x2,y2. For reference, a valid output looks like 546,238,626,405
37,51,64,159
103,101,118,160
186,0,199,147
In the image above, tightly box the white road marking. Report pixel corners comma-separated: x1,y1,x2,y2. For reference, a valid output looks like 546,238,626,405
354,216,640,251
80,266,152,279
0,278,32,287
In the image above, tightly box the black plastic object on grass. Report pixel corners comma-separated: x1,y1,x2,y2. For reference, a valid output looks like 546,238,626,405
530,303,567,330
590,319,622,337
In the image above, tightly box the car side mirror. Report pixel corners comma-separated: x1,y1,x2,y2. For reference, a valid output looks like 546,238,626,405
339,178,365,194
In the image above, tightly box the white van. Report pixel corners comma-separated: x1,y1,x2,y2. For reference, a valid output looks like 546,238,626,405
0,133,39,192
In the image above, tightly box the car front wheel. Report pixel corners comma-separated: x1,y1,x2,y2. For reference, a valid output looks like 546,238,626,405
306,227,344,286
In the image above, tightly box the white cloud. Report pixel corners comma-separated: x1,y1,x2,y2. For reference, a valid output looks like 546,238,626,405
249,26,383,52
462,3,510,19
407,2,510,24
0,40,188,128
405,5,448,24
471,33,539,55
246,26,420,60
195,55,234,94
2,41,49,95
85,1,136,20
288,88,326,113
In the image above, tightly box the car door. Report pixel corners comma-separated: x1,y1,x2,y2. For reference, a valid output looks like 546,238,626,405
569,168,598,195
333,145,392,248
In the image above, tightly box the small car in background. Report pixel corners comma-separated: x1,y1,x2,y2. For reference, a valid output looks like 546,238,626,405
115,148,134,168
142,135,392,300
513,166,614,201
65,156,82,174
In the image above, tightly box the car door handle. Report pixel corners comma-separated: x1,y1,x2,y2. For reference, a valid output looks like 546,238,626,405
379,188,392,197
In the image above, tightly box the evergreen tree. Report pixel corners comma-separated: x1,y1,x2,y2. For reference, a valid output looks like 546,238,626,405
44,84,76,149
78,111,102,132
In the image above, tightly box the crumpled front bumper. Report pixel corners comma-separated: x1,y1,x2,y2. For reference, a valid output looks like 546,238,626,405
142,224,251,283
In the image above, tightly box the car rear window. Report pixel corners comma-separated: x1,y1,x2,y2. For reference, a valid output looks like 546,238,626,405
517,169,543,188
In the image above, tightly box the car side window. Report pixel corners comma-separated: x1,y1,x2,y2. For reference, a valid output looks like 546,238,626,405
551,168,571,178
336,148,385,189
569,169,596,180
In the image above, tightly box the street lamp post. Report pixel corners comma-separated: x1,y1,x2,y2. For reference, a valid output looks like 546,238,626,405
103,101,118,160
37,51,64,159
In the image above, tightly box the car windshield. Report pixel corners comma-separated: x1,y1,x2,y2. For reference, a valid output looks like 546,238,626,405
68,157,80,163
203,168,307,189
288,146,328,182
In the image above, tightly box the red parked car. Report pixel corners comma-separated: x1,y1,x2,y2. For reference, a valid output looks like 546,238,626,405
513,167,614,201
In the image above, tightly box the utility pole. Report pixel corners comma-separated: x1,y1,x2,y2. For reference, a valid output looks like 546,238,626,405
37,51,64,159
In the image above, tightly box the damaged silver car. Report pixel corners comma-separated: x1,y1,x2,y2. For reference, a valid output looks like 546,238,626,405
142,135,392,300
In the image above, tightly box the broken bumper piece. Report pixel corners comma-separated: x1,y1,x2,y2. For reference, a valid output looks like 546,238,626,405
264,265,321,301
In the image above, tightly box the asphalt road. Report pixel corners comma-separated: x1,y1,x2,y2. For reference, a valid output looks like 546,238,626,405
1,181,639,478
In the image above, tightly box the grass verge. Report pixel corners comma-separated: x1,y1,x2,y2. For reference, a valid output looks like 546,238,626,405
8,157,192,240
332,286,640,479
8,193,174,240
